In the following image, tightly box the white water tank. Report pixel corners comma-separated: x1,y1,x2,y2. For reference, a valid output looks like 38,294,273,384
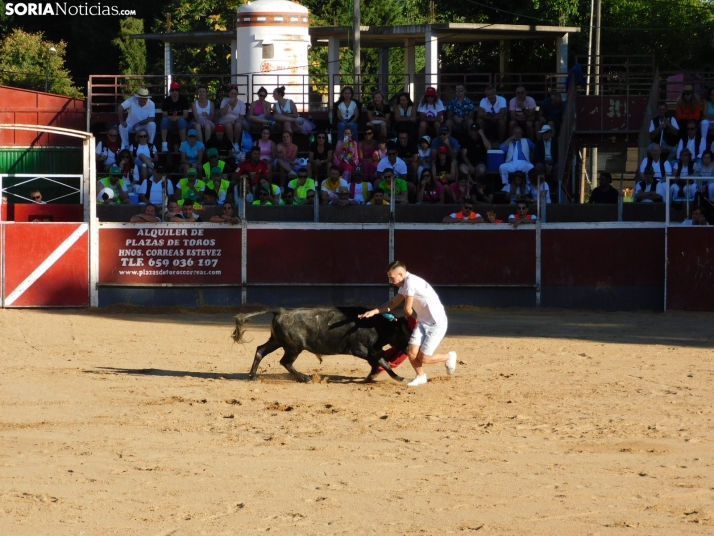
236,0,310,111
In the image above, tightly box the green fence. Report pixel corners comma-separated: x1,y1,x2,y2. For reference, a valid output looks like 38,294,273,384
0,147,83,203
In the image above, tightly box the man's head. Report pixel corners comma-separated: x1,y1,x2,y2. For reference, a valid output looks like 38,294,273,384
382,168,394,182
329,165,341,181
386,260,408,287
169,81,180,95
461,196,474,215
439,125,450,140
296,168,309,185
352,170,364,183
181,202,194,218
598,171,613,188
551,92,563,105
686,121,698,139
203,189,218,205
250,146,261,163
145,204,157,217
152,166,165,181
485,86,497,102
643,166,655,183
513,171,525,185
512,125,524,140
215,124,225,138
207,147,220,163
691,207,703,221
109,165,122,184
257,186,271,202
539,125,553,138
167,199,179,213
651,144,662,160
337,186,350,202
373,188,385,204
136,88,151,106
106,126,119,141
469,123,480,138
657,101,668,118
186,168,198,181
284,189,295,204
515,86,527,99
516,201,530,216
398,132,410,146
455,83,465,97
30,189,42,202
222,202,234,215
304,189,316,204
386,142,398,163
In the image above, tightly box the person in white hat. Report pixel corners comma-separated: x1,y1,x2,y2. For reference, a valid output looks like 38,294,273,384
117,87,156,149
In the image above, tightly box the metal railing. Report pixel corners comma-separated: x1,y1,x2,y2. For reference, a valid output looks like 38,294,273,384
0,174,83,206
574,54,656,97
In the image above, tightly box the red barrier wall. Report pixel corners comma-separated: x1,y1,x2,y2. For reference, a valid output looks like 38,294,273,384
12,204,84,223
666,227,714,311
3,223,88,307
395,229,536,285
0,86,86,147
248,229,389,284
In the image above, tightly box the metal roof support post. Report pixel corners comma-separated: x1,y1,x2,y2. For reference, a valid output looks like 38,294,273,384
164,41,173,92
328,36,340,122
556,33,569,74
379,48,389,96
425,27,438,88
404,38,415,102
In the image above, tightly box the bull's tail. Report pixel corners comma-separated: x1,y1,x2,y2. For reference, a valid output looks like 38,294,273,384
232,309,280,343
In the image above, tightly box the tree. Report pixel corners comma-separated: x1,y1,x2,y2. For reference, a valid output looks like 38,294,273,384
0,29,83,97
113,18,147,76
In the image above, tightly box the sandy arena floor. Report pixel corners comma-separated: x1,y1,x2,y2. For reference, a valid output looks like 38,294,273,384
0,307,713,535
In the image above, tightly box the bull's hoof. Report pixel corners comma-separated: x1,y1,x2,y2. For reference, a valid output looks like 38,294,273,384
365,374,379,382
248,374,258,381
294,374,312,384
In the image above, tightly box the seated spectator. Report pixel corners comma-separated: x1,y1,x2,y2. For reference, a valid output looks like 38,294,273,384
170,201,202,222
676,121,706,161
96,124,120,172
694,150,714,199
179,129,205,175
218,84,250,154
138,166,174,206
190,85,216,144
640,144,672,180
281,189,299,206
499,125,535,187
459,123,490,183
130,204,161,223
229,173,252,205
320,165,349,204
702,88,714,142
333,125,359,177
431,125,460,160
536,92,565,136
396,131,419,181
367,187,389,205
330,185,357,207
248,86,274,131
588,171,619,204
117,87,156,149
255,127,276,176
210,201,240,224
634,166,665,203
271,86,300,134
303,189,317,205
366,91,391,137
206,167,230,204
116,148,132,179
533,125,558,176
309,132,333,181
164,198,180,221
417,135,433,179
131,128,159,186
672,149,697,202
442,197,483,223
347,170,373,204
97,188,114,204
275,131,300,188
287,168,316,204
449,176,471,204
29,189,46,204
529,172,552,204
376,143,408,183
256,175,281,205
502,170,532,205
378,168,408,204
509,86,537,140
393,92,417,142
201,148,226,178
432,146,457,185
509,200,537,228
176,168,205,205
376,136,388,160
649,101,679,156
445,83,476,134
469,173,494,204
417,87,445,139
336,86,360,142
252,186,273,206
682,206,709,226
477,86,507,142
203,188,219,206
237,146,270,190
358,128,379,184
416,169,444,204
160,81,189,152
675,85,702,131
204,124,235,166
97,165,130,204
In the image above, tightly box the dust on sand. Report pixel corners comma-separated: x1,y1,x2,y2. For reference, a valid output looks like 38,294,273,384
0,307,712,534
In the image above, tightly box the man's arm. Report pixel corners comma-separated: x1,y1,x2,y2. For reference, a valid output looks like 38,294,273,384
116,103,127,127
130,213,160,223
403,295,415,318
359,293,405,319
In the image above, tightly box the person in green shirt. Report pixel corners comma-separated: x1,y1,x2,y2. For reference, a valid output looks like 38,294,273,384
176,168,205,206
286,168,316,203
97,165,130,204
252,186,273,205
378,167,409,204
206,166,230,204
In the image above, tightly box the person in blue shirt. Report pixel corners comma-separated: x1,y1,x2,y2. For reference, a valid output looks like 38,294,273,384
498,125,535,187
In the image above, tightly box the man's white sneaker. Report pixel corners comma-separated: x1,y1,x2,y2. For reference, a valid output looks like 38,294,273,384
445,351,457,375
161,141,168,152
407,374,427,387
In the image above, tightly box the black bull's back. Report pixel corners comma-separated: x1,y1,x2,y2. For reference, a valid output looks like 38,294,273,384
233,307,412,383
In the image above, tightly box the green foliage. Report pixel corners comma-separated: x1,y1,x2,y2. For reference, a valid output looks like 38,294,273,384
0,29,83,97
113,18,147,76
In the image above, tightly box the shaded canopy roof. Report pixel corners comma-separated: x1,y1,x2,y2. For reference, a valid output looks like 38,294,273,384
132,22,579,47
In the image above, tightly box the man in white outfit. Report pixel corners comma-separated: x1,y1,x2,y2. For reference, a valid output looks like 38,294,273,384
117,88,157,149
359,261,457,386
498,125,535,187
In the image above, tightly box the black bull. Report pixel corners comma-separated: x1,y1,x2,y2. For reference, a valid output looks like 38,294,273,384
232,307,413,383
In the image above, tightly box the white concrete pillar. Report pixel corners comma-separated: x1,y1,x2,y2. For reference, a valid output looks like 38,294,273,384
425,29,438,88
164,42,173,93
556,33,569,75
328,35,340,117
404,38,415,101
